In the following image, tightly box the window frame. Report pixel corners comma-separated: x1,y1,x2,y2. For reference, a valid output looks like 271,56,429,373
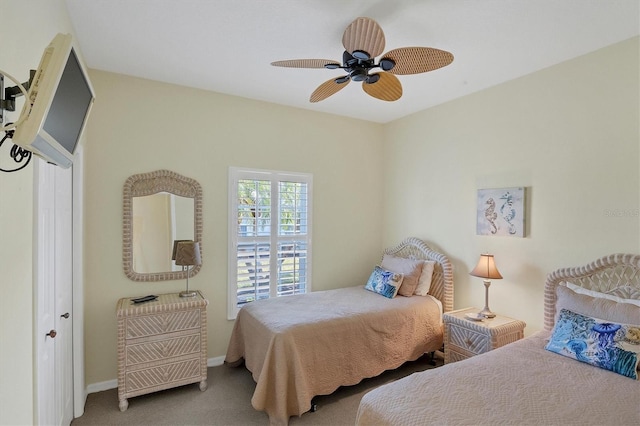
227,167,313,320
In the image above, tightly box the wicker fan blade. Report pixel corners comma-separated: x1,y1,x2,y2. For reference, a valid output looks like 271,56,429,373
362,72,402,101
310,77,351,103
271,59,340,69
342,17,385,58
382,47,454,75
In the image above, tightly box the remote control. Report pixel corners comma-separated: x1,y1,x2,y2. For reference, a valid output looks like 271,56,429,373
131,295,158,304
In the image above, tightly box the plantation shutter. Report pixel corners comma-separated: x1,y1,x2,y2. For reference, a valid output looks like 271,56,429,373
228,168,312,319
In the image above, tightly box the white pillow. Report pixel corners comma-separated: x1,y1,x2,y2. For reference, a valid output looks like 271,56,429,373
381,254,423,297
415,260,435,296
555,284,640,325
564,281,640,308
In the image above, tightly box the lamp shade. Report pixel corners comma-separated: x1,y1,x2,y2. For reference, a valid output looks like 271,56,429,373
174,241,202,266
171,239,191,261
469,254,502,279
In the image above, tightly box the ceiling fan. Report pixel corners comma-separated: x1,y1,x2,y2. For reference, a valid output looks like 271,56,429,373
271,17,454,103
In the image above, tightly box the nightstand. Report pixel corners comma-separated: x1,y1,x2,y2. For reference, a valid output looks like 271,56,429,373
444,307,526,364
116,291,208,411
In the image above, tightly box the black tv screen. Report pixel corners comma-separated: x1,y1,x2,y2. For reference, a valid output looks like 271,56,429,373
43,49,94,155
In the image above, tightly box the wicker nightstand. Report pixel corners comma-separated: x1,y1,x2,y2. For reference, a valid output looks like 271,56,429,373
444,307,525,364
116,291,208,411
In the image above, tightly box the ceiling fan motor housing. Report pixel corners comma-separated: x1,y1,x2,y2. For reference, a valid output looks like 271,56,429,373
350,68,368,81
342,51,379,81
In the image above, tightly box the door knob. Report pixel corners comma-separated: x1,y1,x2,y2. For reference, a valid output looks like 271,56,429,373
60,313,70,319
46,330,57,338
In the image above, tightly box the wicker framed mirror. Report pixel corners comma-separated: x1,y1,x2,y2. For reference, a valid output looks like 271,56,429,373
123,169,203,281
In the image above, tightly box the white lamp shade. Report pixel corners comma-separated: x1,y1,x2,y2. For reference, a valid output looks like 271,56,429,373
469,254,502,279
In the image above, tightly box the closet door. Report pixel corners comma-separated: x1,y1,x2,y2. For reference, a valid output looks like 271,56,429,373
35,161,73,426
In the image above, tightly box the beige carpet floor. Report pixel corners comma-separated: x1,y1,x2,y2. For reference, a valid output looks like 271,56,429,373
71,353,442,426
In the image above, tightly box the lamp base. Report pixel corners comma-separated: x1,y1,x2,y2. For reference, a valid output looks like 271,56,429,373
478,307,496,318
179,290,197,298
479,279,496,318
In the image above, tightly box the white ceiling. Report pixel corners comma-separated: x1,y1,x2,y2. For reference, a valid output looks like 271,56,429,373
64,0,639,124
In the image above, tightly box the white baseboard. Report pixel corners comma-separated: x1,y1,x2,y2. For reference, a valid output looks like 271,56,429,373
208,355,225,367
86,379,117,394
86,356,227,394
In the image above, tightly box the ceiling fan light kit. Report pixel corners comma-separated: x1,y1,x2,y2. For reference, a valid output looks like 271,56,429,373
271,17,454,103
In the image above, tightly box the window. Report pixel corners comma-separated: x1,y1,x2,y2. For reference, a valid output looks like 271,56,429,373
228,167,312,319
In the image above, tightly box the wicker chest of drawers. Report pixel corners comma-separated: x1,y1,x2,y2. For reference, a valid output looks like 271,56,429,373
444,307,525,364
116,291,208,411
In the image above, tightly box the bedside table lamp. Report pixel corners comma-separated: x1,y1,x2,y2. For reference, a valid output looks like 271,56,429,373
175,240,201,298
469,254,503,318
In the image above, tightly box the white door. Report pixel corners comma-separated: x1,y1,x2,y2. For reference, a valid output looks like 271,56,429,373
36,161,57,425
35,161,74,426
54,163,73,426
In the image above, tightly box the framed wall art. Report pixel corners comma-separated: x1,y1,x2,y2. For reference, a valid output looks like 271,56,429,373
476,187,525,237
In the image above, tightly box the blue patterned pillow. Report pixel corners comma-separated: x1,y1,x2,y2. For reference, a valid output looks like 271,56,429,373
545,309,640,379
364,266,403,299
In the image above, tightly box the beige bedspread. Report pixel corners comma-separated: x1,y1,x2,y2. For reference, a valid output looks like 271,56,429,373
225,285,443,425
356,331,640,426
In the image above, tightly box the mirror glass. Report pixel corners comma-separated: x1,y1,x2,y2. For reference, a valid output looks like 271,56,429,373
132,193,194,273
123,170,202,282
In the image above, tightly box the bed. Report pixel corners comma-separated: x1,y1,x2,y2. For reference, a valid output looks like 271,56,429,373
224,237,454,425
356,253,640,426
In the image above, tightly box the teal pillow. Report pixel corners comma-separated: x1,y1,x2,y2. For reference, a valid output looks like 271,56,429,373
545,309,640,379
364,266,403,299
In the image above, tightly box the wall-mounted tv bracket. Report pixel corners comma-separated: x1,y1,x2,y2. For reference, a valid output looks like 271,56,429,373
0,70,34,125
0,70,35,172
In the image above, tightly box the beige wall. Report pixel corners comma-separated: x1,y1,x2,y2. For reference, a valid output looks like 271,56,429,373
0,1,76,424
382,37,640,333
82,70,385,385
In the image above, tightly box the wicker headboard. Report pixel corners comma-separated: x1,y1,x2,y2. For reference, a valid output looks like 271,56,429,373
383,237,454,313
543,253,640,331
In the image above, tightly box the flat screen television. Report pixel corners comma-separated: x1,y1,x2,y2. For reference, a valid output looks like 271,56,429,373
11,33,95,169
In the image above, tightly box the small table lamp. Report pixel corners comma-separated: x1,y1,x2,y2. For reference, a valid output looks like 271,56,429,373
174,240,201,298
469,254,503,318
